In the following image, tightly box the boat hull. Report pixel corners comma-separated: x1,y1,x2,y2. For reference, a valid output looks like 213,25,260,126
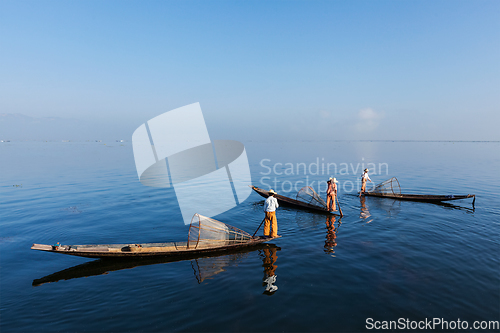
32,243,281,287
251,186,340,215
31,236,280,259
363,192,475,203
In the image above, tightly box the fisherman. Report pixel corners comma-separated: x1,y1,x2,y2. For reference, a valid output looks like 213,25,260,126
360,168,372,196
263,189,279,238
326,177,338,212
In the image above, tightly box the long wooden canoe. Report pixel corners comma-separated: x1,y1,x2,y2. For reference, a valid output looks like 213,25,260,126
363,192,475,203
251,186,340,216
32,213,281,259
32,243,280,287
31,236,280,259
362,177,475,206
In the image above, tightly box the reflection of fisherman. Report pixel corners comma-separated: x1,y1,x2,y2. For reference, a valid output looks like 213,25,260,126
263,189,279,238
359,196,373,223
360,196,371,219
262,247,278,294
360,168,372,196
326,177,338,212
324,215,338,253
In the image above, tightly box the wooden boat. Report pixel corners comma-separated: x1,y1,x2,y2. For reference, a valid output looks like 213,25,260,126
251,186,340,216
33,243,280,286
31,214,281,259
363,192,475,202
363,177,475,206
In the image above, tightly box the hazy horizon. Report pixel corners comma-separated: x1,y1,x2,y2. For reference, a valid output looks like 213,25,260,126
2,111,500,142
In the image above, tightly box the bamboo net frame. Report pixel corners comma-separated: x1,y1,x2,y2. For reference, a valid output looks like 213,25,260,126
369,177,401,195
296,186,328,208
187,214,252,249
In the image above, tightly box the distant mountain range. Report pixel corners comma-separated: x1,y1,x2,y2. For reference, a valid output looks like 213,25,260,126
0,113,127,141
0,113,73,124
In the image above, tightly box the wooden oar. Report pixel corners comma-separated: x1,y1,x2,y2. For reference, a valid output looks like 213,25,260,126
252,217,266,237
336,196,343,217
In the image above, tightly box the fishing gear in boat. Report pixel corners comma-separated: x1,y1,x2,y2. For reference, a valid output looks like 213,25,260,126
31,214,280,259
296,186,328,208
251,185,342,216
363,177,475,206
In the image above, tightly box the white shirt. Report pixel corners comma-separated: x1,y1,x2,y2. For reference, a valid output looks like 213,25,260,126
264,196,279,212
361,172,371,182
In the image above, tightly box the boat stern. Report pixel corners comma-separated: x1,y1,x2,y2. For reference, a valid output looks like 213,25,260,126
31,244,55,252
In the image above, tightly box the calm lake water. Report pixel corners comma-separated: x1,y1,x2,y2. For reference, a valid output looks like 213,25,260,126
1,141,499,332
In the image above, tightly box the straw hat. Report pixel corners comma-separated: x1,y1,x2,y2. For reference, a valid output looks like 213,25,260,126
268,189,277,195
364,168,369,172
329,177,339,183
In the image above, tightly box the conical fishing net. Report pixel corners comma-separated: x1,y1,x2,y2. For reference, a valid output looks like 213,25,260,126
370,177,401,195
188,214,252,249
296,186,327,208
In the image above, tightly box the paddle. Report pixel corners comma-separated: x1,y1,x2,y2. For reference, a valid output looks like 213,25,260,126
336,195,343,217
252,217,266,237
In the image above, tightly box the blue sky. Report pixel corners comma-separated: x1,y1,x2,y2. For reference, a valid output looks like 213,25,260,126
1,0,499,140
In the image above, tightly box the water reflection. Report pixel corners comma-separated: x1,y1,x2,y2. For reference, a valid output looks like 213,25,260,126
32,244,280,287
294,209,327,230
432,201,475,214
324,215,342,255
261,247,279,295
371,197,402,218
191,253,246,284
359,196,373,223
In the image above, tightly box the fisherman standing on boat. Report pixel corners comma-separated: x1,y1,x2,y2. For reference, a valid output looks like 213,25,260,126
263,189,279,238
360,168,372,196
326,177,338,212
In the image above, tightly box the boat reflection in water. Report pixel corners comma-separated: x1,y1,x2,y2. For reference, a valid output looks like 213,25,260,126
260,247,279,295
32,243,281,287
191,253,247,284
430,201,475,214
324,215,342,255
